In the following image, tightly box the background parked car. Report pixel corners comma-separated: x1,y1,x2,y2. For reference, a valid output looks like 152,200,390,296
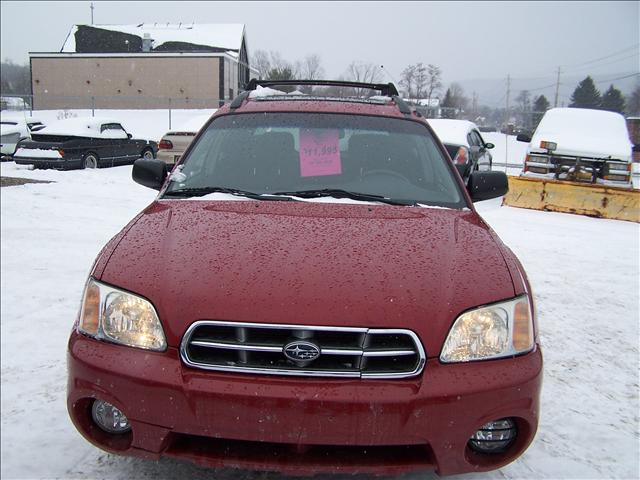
157,114,211,166
517,108,633,187
13,117,157,170
428,119,494,182
1,114,45,159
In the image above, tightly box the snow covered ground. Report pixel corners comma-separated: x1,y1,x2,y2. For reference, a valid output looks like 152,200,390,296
1,108,217,142
1,154,639,478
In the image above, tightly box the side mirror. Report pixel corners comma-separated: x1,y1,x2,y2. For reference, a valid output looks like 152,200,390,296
133,158,168,190
484,142,495,150
455,164,467,178
633,144,640,153
127,133,133,139
516,134,531,143
467,171,509,202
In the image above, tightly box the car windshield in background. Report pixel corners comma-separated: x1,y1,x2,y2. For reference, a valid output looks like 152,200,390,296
164,113,465,208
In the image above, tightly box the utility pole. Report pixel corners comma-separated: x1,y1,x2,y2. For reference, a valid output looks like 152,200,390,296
504,74,511,171
472,91,478,118
505,74,511,130
90,2,94,25
554,66,561,107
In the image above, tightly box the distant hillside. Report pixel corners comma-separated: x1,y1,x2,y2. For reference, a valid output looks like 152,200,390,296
453,71,638,108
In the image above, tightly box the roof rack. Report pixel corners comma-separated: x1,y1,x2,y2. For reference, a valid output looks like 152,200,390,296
229,79,413,115
244,79,399,97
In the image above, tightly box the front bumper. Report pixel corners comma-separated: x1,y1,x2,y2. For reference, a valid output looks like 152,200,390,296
14,157,80,169
157,150,182,165
68,330,543,476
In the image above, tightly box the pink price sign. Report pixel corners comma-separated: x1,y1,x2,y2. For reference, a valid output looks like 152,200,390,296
299,129,342,177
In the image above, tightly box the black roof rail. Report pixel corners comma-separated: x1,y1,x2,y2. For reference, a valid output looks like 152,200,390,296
392,95,412,115
229,90,251,109
245,79,399,97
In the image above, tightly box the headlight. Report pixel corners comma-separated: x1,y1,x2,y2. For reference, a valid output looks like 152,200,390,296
527,154,549,164
440,295,534,363
607,162,629,172
78,278,166,351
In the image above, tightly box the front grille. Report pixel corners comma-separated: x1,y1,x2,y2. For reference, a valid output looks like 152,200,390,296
180,321,425,379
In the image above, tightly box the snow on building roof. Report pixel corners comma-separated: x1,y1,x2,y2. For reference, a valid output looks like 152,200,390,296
404,98,440,107
531,108,632,160
61,23,245,53
427,119,477,146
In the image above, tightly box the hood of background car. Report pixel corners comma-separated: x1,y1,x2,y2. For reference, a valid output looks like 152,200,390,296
99,200,516,356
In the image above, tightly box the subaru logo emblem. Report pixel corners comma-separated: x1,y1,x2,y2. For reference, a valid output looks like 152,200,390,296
283,341,321,362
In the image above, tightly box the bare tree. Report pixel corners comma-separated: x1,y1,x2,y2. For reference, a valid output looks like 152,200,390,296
268,51,291,72
296,54,325,93
414,63,428,100
344,61,383,96
251,50,271,80
425,64,443,104
301,54,325,80
399,64,416,98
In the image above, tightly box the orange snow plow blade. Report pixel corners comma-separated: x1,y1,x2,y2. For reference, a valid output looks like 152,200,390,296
502,176,640,223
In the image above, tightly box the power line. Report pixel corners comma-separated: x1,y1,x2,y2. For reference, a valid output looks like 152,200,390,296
593,72,640,85
563,43,639,69
563,53,640,74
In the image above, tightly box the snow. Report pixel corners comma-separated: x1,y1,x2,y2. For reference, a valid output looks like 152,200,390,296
13,147,62,159
529,108,632,161
427,119,478,147
168,114,212,134
248,85,290,98
1,112,44,138
36,117,125,138
7,109,217,143
1,117,639,478
61,24,245,53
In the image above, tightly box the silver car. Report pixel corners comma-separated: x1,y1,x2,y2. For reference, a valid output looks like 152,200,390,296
157,114,211,166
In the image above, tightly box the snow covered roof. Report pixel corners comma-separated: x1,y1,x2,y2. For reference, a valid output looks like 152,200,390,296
531,108,632,160
405,98,440,107
37,117,124,137
61,23,245,53
427,119,477,146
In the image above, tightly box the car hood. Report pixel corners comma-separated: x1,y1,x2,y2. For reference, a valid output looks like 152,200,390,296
99,200,516,356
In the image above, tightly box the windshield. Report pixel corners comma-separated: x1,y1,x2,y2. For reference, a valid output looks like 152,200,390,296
164,113,466,208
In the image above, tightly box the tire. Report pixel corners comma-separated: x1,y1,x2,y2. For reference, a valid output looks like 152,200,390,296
82,152,99,169
141,148,155,160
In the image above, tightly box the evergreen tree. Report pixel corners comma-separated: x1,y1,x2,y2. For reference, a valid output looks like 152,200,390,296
265,67,296,92
532,95,550,128
569,76,601,109
440,88,455,118
600,85,625,113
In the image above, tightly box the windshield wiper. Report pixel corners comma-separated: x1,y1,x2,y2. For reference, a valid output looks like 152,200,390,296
163,186,294,201
272,188,417,206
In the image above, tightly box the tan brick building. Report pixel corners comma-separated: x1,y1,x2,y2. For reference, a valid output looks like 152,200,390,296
30,24,257,110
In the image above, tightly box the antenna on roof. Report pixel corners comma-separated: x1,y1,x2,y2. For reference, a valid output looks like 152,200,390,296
90,2,94,25
379,65,399,87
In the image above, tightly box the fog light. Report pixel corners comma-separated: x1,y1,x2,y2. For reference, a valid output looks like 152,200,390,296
468,418,517,454
91,400,131,434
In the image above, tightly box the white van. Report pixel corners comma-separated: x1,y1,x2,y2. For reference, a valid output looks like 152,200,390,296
518,108,633,187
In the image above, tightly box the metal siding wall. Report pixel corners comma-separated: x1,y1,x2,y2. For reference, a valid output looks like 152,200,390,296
30,56,221,109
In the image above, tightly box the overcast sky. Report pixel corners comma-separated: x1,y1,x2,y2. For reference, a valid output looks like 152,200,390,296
2,1,638,88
